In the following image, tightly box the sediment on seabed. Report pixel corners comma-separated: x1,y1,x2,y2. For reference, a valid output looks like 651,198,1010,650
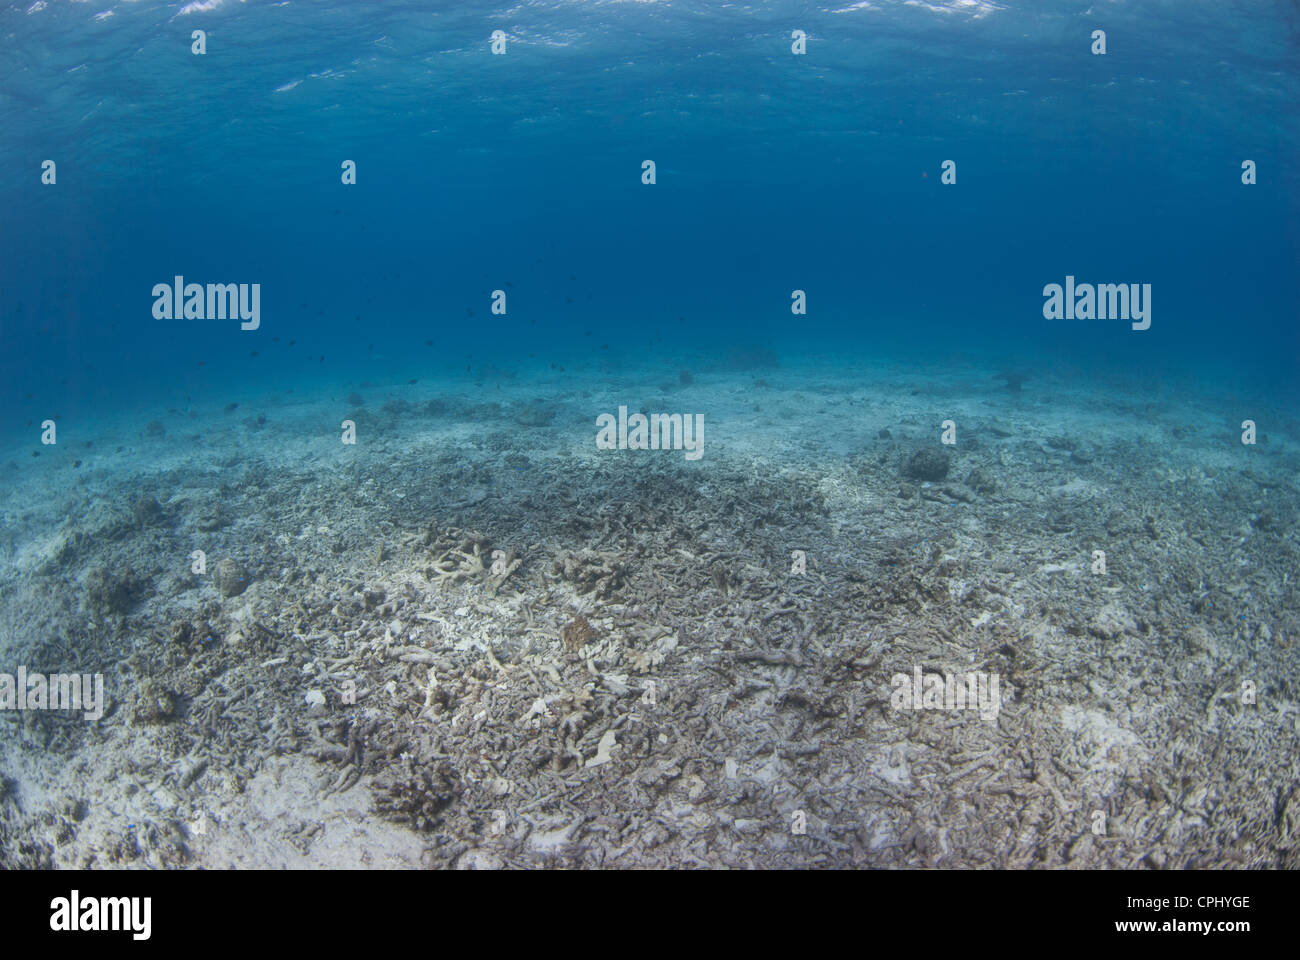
1,368,1297,868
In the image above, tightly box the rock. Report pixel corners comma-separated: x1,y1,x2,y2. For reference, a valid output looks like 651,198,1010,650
130,678,176,725
902,448,950,482
1088,602,1137,640
194,503,227,531
132,496,165,527
213,558,250,598
1184,624,1213,654
84,563,147,615
562,614,599,652
941,483,976,503
966,467,997,494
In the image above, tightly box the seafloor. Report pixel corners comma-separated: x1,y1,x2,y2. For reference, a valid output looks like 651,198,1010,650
1,351,1297,868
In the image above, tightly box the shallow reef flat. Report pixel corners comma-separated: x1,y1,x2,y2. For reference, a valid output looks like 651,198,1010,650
1,356,1298,868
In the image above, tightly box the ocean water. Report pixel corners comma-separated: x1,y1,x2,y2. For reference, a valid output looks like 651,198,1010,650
1,0,1298,870
3,0,1297,416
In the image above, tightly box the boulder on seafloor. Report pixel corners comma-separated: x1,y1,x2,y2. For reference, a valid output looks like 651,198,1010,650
213,557,250,598
83,563,148,615
902,448,950,482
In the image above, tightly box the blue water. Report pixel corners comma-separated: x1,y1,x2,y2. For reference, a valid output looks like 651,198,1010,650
1,0,1297,432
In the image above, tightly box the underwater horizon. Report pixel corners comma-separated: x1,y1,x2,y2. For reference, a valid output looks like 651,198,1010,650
1,0,1299,876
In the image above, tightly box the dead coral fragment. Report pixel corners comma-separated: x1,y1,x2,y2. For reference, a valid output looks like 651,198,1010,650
372,755,461,832
426,529,491,585
562,614,599,653
429,542,487,584
129,677,177,725
426,529,522,595
551,549,628,599
486,547,522,595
